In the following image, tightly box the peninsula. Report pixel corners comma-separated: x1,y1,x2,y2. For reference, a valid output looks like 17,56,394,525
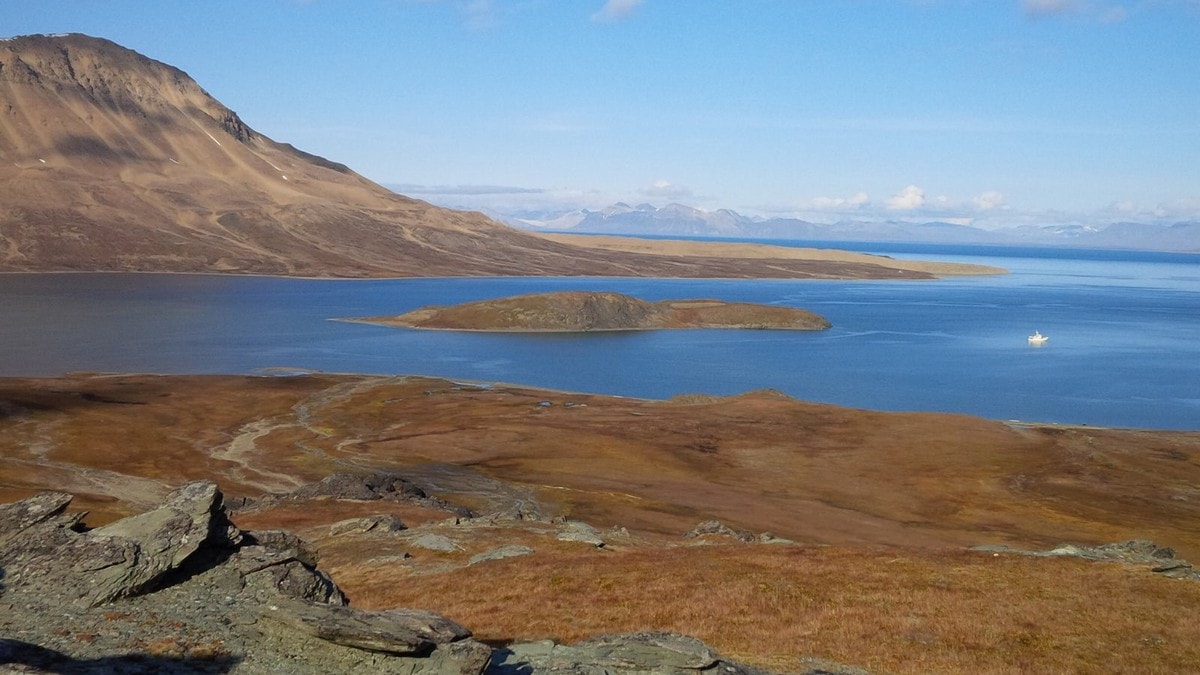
351,291,832,332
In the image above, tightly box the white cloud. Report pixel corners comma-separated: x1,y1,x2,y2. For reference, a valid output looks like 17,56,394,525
1020,0,1132,22
592,0,644,22
1021,0,1080,16
886,185,926,211
640,179,693,200
463,0,497,30
973,191,1005,211
1099,5,1129,22
809,191,870,211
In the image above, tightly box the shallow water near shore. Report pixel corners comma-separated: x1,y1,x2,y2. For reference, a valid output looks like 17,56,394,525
1,243,1197,429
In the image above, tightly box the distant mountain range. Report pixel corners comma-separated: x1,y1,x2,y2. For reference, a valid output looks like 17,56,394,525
494,202,1200,253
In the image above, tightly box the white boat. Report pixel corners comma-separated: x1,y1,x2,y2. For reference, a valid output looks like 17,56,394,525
1028,331,1048,345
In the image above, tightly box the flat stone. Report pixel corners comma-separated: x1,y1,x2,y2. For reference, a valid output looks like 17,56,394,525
494,632,729,673
329,514,407,536
556,521,605,547
276,602,472,656
469,545,534,566
408,533,462,552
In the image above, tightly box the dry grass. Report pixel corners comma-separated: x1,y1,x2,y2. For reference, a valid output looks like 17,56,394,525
360,544,1200,674
2,374,1198,556
3,374,1200,671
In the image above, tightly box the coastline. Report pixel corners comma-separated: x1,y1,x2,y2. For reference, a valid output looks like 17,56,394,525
0,234,1008,280
538,233,1009,277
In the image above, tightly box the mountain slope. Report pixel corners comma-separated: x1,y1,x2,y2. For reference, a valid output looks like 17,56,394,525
0,34,495,276
0,34,968,279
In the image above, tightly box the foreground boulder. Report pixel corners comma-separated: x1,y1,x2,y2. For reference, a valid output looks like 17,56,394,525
490,632,763,675
0,481,240,607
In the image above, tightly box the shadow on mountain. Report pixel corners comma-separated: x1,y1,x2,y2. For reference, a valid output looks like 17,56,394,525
54,135,150,162
0,639,241,674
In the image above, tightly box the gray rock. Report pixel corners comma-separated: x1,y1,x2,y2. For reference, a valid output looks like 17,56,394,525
330,514,408,536
244,529,321,567
491,632,759,674
92,481,237,568
286,471,475,518
574,632,719,670
428,638,496,675
469,545,534,566
556,521,606,547
0,491,72,545
290,472,429,502
1006,540,1179,564
274,602,473,655
684,520,755,543
0,481,241,607
972,540,1200,581
408,533,463,552
237,546,347,605
234,529,345,605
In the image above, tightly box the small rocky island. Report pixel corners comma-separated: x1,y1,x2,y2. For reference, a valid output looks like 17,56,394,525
351,291,831,332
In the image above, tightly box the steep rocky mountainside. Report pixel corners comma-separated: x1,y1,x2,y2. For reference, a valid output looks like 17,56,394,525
357,291,832,331
0,34,569,277
0,34,952,279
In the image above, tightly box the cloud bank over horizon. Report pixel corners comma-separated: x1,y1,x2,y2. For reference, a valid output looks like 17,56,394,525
391,181,1200,231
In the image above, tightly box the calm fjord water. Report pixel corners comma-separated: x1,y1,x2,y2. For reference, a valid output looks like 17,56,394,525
1,244,1197,429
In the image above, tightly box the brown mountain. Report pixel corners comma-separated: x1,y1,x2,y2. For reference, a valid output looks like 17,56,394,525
354,291,832,331
0,34,999,279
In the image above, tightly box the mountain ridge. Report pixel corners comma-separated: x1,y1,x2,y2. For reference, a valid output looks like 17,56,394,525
0,33,981,279
495,201,1200,253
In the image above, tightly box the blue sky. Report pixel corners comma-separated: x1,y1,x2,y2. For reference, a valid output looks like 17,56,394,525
3,0,1198,227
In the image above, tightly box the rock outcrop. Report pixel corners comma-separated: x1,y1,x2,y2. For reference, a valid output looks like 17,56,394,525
972,540,1199,581
490,632,763,675
0,484,769,674
231,471,475,519
0,481,241,607
684,520,756,544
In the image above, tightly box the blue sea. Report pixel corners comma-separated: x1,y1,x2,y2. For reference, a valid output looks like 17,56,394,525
1,242,1197,430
